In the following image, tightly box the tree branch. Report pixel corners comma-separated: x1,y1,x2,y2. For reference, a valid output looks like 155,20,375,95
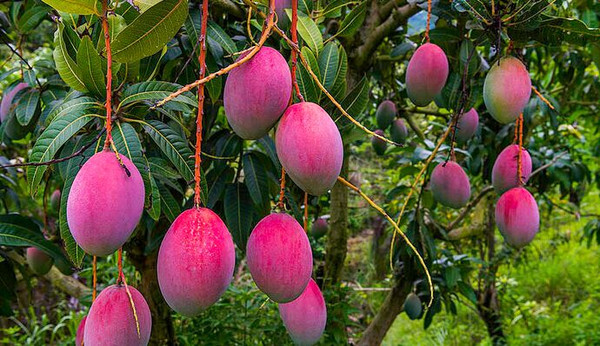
353,2,419,69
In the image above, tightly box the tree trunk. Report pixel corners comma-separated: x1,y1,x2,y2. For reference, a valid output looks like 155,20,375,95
127,227,176,345
477,196,505,345
323,153,349,287
357,277,411,346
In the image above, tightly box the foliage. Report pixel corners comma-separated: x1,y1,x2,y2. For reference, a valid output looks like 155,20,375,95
0,0,598,344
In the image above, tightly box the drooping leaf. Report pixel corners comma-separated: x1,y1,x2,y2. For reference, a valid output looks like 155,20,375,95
293,11,324,55
17,5,49,33
243,152,270,213
53,24,87,92
336,2,367,38
224,183,255,251
157,184,181,222
143,120,194,181
336,75,369,129
111,0,189,63
14,88,40,126
77,36,106,97
318,42,339,92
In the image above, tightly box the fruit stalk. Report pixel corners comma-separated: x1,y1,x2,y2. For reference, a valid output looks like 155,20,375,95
290,0,303,102
517,113,524,185
424,0,432,43
101,0,113,150
194,0,209,208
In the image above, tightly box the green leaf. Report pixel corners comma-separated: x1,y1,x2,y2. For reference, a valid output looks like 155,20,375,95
112,0,189,63
337,76,369,129
17,5,49,33
42,0,99,15
330,44,348,100
224,183,255,251
157,184,181,223
77,36,106,97
14,88,40,126
293,11,324,55
119,81,196,108
45,96,100,125
243,152,270,213
296,57,318,103
337,2,367,38
0,214,72,274
143,120,194,181
318,42,339,91
206,167,233,209
509,16,600,46
27,111,97,196
207,21,237,56
300,47,321,102
53,23,87,92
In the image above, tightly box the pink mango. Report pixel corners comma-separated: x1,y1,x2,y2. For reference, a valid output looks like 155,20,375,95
311,217,328,238
224,46,292,139
84,284,152,346
276,102,343,196
371,129,387,156
0,82,28,122
376,100,396,130
67,150,145,256
491,144,532,194
483,56,531,124
247,213,313,303
157,208,235,317
455,108,479,143
279,279,327,346
26,247,53,275
429,161,471,209
76,316,86,346
406,43,449,106
495,187,539,248
390,118,408,144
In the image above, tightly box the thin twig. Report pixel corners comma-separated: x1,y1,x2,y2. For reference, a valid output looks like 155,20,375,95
1,129,106,169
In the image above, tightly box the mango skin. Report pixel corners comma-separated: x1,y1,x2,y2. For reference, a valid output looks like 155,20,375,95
429,161,471,209
403,293,422,320
276,102,343,196
0,83,30,139
76,316,86,346
67,150,145,256
376,100,396,130
311,217,328,239
390,119,408,144
26,247,53,275
371,129,387,156
83,284,152,346
157,208,235,317
455,108,479,144
491,144,532,194
483,57,531,124
406,43,449,106
247,213,313,303
224,46,292,139
495,187,539,248
279,279,326,346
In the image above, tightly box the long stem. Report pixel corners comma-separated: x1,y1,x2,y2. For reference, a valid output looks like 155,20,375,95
290,0,303,102
101,0,113,150
194,0,210,208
